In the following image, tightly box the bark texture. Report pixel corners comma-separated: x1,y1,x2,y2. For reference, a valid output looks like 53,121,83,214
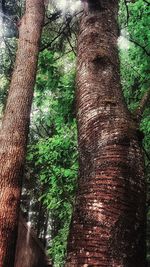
0,1,45,266
66,1,146,266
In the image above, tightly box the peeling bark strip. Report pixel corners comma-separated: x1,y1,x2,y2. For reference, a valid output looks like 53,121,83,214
66,1,146,266
0,1,45,266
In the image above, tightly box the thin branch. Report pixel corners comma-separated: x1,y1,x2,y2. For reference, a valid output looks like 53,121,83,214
41,10,81,52
40,32,63,52
0,11,18,26
44,10,62,27
31,127,44,138
63,32,76,56
66,20,77,55
121,60,150,85
142,145,150,162
54,49,73,61
129,38,150,57
134,89,150,120
124,0,129,26
39,121,50,137
38,109,53,137
3,37,14,76
40,17,72,52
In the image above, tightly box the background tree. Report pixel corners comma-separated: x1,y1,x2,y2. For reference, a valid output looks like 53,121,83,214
0,1,79,265
0,0,45,266
20,2,80,265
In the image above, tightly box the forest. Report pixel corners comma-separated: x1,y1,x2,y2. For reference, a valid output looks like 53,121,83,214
0,0,150,266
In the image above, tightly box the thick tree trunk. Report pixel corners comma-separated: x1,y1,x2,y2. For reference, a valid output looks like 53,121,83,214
66,1,146,266
0,1,45,266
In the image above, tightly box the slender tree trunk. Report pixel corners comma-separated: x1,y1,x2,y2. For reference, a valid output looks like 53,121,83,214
0,1,45,266
66,1,146,266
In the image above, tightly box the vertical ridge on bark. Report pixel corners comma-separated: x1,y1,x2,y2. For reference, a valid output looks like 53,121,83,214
66,1,146,266
0,1,45,266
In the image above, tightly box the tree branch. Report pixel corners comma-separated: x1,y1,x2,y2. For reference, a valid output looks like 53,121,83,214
124,0,129,26
44,10,61,27
129,38,150,57
54,49,73,61
142,145,150,162
40,17,72,52
134,89,150,120
63,32,76,56
31,126,44,138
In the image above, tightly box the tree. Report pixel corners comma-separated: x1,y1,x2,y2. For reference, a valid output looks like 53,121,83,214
66,0,146,266
0,0,45,266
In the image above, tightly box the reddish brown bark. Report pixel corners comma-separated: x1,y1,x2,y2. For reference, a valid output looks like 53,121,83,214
0,1,45,266
66,1,146,266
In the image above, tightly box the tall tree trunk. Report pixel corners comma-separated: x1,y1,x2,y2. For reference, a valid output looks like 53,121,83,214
66,1,146,266
0,1,45,266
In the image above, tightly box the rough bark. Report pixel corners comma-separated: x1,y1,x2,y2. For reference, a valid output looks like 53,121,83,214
0,1,45,266
66,1,146,266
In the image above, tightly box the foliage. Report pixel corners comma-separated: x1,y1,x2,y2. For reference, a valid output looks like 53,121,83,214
119,0,150,153
49,221,70,267
25,50,78,266
119,0,150,109
119,0,150,260
0,74,9,114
